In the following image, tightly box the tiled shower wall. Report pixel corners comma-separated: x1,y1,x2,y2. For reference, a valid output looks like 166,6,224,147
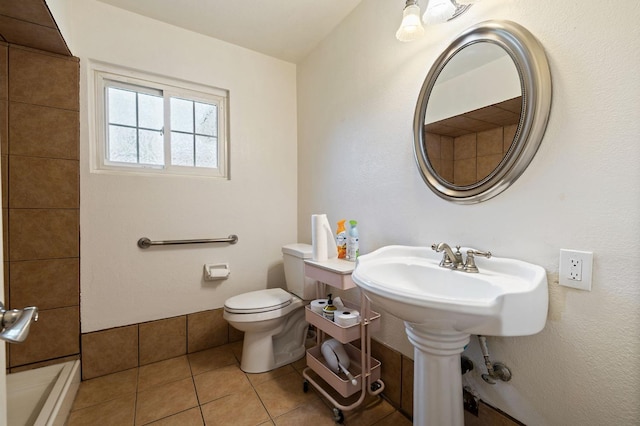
2,42,80,371
426,124,517,186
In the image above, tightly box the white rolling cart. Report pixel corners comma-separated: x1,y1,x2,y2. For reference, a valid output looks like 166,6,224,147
302,258,385,424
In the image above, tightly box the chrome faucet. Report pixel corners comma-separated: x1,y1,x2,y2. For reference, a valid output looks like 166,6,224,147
0,301,39,343
431,243,492,273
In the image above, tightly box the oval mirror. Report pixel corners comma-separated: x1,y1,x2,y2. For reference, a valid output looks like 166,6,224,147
414,20,552,204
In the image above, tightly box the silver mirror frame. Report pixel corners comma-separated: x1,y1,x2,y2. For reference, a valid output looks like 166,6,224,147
414,20,552,204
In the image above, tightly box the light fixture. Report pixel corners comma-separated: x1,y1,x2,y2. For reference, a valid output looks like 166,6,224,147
423,0,456,24
396,0,425,42
396,0,479,41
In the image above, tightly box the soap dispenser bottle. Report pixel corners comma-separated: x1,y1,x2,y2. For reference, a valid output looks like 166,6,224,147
323,294,337,321
347,220,359,261
336,219,347,259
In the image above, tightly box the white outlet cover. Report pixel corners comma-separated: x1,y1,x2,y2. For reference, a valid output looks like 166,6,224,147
559,249,593,291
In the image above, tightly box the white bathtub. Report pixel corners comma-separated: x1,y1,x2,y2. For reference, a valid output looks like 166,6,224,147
7,360,81,426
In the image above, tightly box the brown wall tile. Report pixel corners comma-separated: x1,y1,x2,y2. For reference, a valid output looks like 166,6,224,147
139,316,187,365
9,47,78,110
82,325,139,380
3,262,8,306
228,323,244,343
454,158,476,186
504,124,518,152
454,133,476,160
9,305,79,366
401,355,413,419
441,136,454,160
477,128,504,157
425,133,441,159
0,2,57,27
371,340,402,408
9,102,79,159
440,159,454,183
1,155,7,208
477,154,503,181
0,100,7,154
9,156,79,208
9,354,79,373
0,16,69,56
2,209,7,262
9,208,78,260
0,44,7,101
187,309,228,353
10,258,78,309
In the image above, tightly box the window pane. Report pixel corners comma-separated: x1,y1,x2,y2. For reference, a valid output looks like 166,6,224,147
195,102,217,136
139,129,164,165
108,125,137,163
138,93,163,130
108,87,136,126
171,132,194,166
195,136,217,168
171,98,193,133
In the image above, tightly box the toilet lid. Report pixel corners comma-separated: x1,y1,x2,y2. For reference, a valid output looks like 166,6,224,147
225,288,292,314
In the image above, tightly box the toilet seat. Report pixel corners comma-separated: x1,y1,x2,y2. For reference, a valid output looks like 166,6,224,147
225,288,293,314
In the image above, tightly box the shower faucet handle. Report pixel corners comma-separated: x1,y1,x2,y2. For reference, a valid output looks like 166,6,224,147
0,301,39,344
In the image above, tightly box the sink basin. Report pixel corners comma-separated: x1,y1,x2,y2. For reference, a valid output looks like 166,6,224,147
353,245,548,425
352,245,548,336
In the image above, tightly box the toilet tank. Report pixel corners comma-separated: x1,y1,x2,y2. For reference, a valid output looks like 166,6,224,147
282,243,315,300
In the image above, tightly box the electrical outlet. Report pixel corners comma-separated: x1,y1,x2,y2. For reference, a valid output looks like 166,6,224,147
559,249,593,291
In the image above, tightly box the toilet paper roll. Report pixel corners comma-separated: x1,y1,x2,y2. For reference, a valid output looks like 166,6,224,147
335,310,360,327
312,214,328,261
310,299,328,314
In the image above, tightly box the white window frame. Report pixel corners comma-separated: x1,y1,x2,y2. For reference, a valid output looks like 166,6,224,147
89,61,229,179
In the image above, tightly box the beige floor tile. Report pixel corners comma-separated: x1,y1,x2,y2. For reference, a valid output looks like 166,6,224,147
246,364,295,386
371,410,413,426
253,371,320,418
67,393,135,426
342,394,396,425
72,368,137,411
193,364,252,404
200,389,269,426
273,398,336,426
188,345,238,376
135,377,199,425
147,407,204,425
138,356,192,391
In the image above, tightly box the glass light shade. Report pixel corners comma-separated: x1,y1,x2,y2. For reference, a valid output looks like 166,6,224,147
423,0,456,25
396,4,425,42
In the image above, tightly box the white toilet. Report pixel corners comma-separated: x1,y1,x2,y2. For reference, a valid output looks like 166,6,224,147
223,243,316,373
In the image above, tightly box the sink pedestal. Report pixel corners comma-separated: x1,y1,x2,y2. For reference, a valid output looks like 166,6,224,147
405,324,470,426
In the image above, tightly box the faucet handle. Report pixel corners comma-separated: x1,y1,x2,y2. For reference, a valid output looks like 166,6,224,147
0,302,39,344
463,249,492,273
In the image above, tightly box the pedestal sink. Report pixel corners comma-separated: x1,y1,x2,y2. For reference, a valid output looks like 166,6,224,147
352,245,548,426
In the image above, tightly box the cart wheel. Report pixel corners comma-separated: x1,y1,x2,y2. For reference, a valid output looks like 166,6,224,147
303,380,309,393
370,381,382,392
332,408,344,424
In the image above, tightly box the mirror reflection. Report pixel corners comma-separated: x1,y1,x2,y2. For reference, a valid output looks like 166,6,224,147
423,42,522,186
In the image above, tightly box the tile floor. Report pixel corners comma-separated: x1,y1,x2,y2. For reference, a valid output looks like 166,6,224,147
67,341,413,426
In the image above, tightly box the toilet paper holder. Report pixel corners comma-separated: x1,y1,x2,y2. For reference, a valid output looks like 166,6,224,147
203,263,230,281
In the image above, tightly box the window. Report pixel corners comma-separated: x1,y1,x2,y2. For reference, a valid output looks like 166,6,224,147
92,63,228,178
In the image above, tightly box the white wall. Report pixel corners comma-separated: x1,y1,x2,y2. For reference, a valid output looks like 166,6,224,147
298,0,640,424
66,0,298,332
